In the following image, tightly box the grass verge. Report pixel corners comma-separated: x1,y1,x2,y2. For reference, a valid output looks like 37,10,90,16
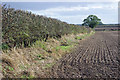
1,31,95,78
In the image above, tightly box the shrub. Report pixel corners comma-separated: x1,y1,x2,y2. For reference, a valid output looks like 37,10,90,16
2,5,91,49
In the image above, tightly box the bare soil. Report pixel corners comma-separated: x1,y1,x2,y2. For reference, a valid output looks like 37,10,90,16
50,31,120,78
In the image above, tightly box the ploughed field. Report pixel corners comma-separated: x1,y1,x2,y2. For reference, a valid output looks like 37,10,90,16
50,31,120,78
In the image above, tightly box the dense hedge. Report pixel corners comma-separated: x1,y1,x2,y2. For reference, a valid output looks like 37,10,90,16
2,5,91,48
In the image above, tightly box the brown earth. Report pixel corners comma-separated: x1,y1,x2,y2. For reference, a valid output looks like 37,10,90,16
50,31,120,78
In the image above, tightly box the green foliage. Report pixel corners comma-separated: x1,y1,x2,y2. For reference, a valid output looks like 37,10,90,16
21,75,34,79
75,31,95,40
76,36,83,40
2,5,91,49
33,41,47,50
5,66,14,71
36,54,43,58
3,69,6,74
75,34,88,40
56,46,71,51
82,15,102,28
0,43,9,50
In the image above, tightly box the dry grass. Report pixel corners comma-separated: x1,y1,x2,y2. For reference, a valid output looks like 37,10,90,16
1,31,95,78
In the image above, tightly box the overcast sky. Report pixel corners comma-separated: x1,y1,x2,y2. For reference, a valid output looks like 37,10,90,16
2,2,118,24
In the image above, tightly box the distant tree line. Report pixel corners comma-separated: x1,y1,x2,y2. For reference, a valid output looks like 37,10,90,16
2,5,91,49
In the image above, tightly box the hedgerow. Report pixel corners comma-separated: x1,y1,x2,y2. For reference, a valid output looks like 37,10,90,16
2,5,91,49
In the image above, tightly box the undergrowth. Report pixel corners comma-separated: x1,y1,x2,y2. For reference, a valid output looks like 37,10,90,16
1,31,95,78
76,31,95,40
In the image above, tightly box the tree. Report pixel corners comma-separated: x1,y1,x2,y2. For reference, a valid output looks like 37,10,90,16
82,15,102,28
98,21,103,25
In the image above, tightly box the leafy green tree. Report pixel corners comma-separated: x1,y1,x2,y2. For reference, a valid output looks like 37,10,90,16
82,15,102,28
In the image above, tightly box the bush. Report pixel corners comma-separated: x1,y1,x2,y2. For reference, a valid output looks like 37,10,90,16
2,5,91,49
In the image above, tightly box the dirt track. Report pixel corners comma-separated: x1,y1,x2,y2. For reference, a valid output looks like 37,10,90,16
50,31,120,78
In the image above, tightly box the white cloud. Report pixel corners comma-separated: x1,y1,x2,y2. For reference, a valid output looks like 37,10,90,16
51,15,88,24
29,3,117,16
28,2,118,24
29,5,103,17
30,5,104,13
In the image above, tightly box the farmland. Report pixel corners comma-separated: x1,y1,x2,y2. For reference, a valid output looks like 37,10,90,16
1,4,119,79
50,31,120,78
95,25,120,31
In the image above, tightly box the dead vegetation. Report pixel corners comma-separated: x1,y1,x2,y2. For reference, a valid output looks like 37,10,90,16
1,31,94,78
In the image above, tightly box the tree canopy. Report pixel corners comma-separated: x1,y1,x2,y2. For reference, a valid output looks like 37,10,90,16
82,15,102,28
